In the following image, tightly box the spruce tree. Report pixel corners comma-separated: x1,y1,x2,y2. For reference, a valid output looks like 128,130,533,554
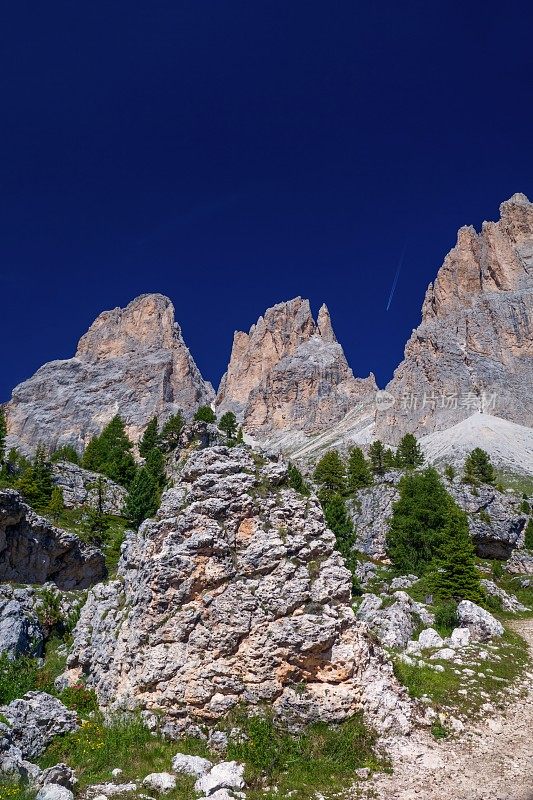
47,487,65,523
0,407,7,465
50,445,80,465
432,505,482,602
368,441,386,475
463,448,496,486
347,447,372,492
525,518,533,550
396,433,425,469
82,416,136,487
313,450,347,498
124,468,159,527
444,464,456,483
145,447,166,489
194,406,216,424
219,411,237,440
139,417,160,458
160,412,185,452
383,448,397,471
322,492,360,595
287,463,310,496
386,467,454,575
17,445,53,509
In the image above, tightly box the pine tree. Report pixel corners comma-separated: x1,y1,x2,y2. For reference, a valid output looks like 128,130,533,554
347,447,372,492
322,492,360,595
313,450,347,498
0,407,7,465
194,406,216,423
82,416,136,487
17,445,54,509
396,433,425,468
444,464,456,483
145,447,166,489
47,487,65,523
159,412,185,452
463,448,496,486
124,468,159,527
287,463,310,496
50,444,80,465
219,411,237,440
138,417,160,458
383,448,397,471
368,441,386,475
525,518,533,550
386,467,454,575
432,505,482,602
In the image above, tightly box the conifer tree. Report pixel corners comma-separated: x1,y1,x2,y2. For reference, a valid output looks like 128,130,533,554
432,505,482,602
17,445,53,509
160,412,185,452
313,450,347,498
386,467,453,575
235,426,245,445
368,441,386,475
322,492,360,595
444,464,456,483
525,518,533,550
47,486,65,523
194,405,216,423
138,417,160,458
82,416,136,487
218,411,238,440
124,468,159,527
396,433,425,468
383,448,397,471
50,444,80,465
347,447,372,491
0,407,7,465
145,447,166,489
287,463,310,496
463,448,496,486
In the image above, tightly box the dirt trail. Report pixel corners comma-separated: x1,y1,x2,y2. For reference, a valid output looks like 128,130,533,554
367,618,533,800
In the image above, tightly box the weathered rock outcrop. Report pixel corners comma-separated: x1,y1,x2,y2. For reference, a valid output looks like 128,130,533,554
376,193,533,443
216,298,377,446
6,294,214,454
0,585,44,659
0,490,106,590
51,461,127,514
0,692,78,760
61,446,412,735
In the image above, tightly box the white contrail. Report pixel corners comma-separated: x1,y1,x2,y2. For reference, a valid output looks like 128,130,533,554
386,244,407,311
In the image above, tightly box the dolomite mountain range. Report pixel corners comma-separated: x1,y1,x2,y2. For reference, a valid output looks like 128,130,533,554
4,192,533,473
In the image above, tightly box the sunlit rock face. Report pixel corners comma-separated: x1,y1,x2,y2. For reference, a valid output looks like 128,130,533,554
6,294,214,454
216,297,377,442
376,193,533,443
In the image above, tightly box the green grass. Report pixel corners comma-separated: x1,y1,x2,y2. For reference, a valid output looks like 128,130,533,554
393,628,530,719
38,714,208,794
0,779,35,800
494,471,533,496
224,710,385,800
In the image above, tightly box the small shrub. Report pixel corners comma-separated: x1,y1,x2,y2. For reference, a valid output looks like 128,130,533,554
433,601,458,636
59,684,99,718
431,721,449,739
492,560,504,580
477,509,491,524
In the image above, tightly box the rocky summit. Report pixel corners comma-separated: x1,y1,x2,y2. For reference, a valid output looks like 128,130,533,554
216,297,377,448
376,193,533,443
6,294,214,454
60,446,412,736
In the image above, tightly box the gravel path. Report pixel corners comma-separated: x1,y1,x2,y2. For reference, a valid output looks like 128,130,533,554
366,618,533,800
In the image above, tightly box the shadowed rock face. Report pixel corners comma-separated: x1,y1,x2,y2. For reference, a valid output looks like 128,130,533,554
216,298,377,439
0,490,106,590
61,446,412,736
5,294,214,454
376,193,533,443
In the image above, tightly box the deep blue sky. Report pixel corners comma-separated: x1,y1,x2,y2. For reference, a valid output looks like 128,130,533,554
1,1,532,402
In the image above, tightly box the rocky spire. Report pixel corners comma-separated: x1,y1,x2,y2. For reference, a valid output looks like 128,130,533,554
216,297,376,439
375,193,533,442
6,294,214,454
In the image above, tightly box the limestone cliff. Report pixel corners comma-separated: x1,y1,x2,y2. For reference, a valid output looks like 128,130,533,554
6,294,214,453
216,298,377,442
376,193,533,442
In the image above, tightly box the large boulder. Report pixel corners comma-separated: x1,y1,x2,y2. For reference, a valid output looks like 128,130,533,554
456,600,504,641
0,585,44,659
51,461,127,515
61,447,412,735
0,490,105,590
506,550,533,575
0,692,78,759
356,591,434,649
